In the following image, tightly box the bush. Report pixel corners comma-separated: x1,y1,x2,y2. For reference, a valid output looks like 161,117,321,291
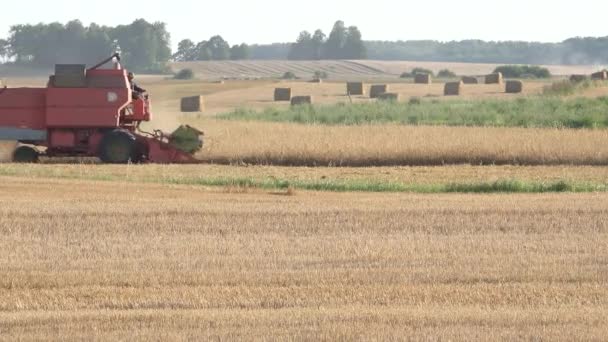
173,68,194,80
282,71,297,80
493,65,551,78
412,67,434,77
437,69,457,78
314,71,328,80
400,67,435,78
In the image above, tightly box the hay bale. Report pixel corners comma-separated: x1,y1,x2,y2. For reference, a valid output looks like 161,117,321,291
485,73,503,84
591,71,607,80
369,84,389,98
291,96,313,106
505,80,523,94
310,78,323,83
274,88,292,102
444,81,463,96
414,74,432,84
461,76,478,84
0,141,17,162
346,82,365,95
570,75,587,83
377,93,400,101
180,96,205,112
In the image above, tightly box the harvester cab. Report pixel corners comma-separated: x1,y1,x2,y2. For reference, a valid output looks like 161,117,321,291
0,53,203,163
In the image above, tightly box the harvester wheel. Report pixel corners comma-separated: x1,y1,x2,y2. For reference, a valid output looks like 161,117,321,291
98,130,137,164
12,146,39,163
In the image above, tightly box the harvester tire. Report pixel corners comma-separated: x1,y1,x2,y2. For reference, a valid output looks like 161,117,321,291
12,146,39,163
98,130,137,164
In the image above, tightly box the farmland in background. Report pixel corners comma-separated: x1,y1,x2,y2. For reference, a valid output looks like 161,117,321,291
171,60,602,80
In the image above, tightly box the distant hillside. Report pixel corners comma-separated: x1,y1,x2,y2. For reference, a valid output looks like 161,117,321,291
170,60,598,80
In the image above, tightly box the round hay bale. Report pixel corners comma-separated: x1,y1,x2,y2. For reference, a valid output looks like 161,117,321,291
461,76,479,84
570,75,587,83
0,141,17,162
505,80,523,94
346,82,365,95
370,84,389,98
444,81,463,96
414,74,432,84
291,96,313,106
274,88,292,102
485,73,503,84
180,96,205,112
591,71,607,80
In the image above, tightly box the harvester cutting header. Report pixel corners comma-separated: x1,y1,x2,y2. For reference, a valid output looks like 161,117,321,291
0,53,203,163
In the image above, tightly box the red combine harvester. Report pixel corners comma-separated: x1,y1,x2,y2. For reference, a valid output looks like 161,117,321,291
0,53,203,163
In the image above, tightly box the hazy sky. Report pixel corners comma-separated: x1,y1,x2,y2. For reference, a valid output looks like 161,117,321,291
2,0,607,49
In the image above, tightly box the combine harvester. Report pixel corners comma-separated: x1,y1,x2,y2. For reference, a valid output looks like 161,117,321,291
0,53,203,163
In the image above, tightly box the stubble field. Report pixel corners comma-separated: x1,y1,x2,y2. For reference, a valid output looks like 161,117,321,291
0,178,606,340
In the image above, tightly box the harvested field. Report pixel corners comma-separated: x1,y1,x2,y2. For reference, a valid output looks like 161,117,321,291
182,119,608,166
0,177,606,340
1,164,607,189
170,60,602,80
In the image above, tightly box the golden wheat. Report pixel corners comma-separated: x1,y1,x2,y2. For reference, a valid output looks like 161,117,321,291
183,119,608,166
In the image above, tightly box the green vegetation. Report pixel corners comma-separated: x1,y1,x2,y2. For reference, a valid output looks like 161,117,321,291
281,71,297,80
542,79,599,96
0,166,603,193
173,68,194,80
493,65,551,78
437,69,457,78
220,96,608,129
401,67,435,78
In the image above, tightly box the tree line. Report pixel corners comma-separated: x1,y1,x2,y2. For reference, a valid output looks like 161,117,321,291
172,36,250,61
0,19,171,72
2,19,608,71
287,21,366,60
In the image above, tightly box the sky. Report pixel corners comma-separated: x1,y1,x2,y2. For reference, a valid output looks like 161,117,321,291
1,0,607,49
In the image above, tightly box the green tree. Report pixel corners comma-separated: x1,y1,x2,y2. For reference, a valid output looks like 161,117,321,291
174,39,196,61
311,30,326,60
207,35,230,60
230,43,250,60
343,26,366,59
107,19,171,72
288,31,314,60
323,21,347,59
195,41,211,61
0,39,9,61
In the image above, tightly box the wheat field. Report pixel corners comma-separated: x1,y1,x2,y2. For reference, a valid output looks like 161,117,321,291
182,119,608,166
0,177,606,340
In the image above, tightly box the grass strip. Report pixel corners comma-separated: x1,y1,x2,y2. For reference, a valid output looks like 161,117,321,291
0,166,605,193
